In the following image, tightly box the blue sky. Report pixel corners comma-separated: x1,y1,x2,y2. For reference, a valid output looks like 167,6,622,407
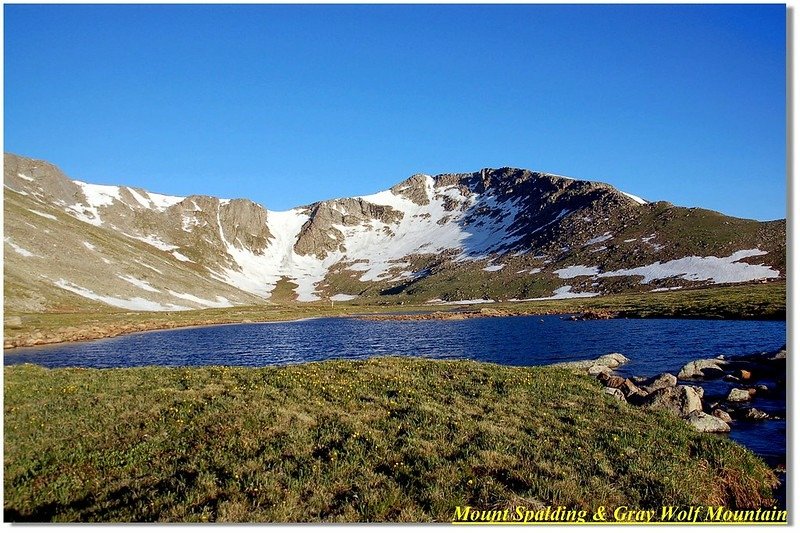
5,4,786,220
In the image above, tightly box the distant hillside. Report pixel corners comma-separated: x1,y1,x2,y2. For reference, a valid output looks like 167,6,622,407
3,153,785,312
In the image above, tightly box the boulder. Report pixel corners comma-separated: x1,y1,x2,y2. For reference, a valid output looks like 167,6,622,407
602,387,627,403
587,364,613,377
689,385,704,399
597,373,626,389
642,385,703,417
770,349,786,361
677,359,726,379
550,353,629,374
640,373,677,394
595,353,630,369
684,411,731,433
619,379,644,399
737,369,753,381
726,388,752,402
740,407,770,420
711,408,733,423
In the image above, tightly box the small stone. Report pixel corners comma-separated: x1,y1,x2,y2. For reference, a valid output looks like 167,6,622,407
737,369,752,381
602,387,627,403
599,374,626,389
726,388,752,402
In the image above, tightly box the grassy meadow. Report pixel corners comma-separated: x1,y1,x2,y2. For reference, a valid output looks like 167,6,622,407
4,358,777,522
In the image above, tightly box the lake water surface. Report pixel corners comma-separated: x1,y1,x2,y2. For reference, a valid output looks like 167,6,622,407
5,315,787,500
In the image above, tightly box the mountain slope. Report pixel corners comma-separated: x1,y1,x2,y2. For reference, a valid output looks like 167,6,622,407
3,153,785,312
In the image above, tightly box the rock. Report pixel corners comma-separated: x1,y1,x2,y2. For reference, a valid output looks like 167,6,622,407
597,373,626,389
726,388,752,402
619,379,644,399
737,369,752,381
677,359,726,379
640,373,677,394
755,384,769,393
741,407,770,420
642,385,703,417
602,387,627,403
722,374,740,383
711,409,733,423
587,364,614,376
684,411,731,433
595,353,630,369
689,385,704,399
550,354,629,374
770,349,786,360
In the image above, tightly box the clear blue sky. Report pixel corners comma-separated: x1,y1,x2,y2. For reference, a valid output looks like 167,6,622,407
5,4,786,220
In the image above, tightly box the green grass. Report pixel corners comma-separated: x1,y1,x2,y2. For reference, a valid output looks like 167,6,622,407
4,358,777,522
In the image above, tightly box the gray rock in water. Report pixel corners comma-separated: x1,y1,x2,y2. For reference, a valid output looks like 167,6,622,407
741,407,770,420
684,411,731,433
711,408,733,423
587,364,614,376
689,385,704,399
642,385,703,417
550,353,629,374
677,359,726,379
640,373,678,394
602,387,627,403
595,353,630,369
727,388,752,402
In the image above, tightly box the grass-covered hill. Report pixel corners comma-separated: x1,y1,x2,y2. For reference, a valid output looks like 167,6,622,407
4,358,777,522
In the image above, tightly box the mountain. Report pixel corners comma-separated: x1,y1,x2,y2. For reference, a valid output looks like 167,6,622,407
3,153,785,313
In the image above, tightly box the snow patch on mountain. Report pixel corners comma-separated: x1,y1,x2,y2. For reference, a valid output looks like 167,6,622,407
621,191,647,204
167,291,233,308
27,209,57,221
330,293,357,301
148,192,185,211
598,249,778,284
5,238,36,257
584,233,612,246
531,285,600,300
554,265,601,279
53,279,191,311
118,274,161,293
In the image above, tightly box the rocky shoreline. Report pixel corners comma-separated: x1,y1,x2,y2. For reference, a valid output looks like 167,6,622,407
357,307,617,322
553,347,786,436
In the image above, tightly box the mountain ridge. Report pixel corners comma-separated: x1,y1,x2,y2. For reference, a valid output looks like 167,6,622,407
3,153,785,313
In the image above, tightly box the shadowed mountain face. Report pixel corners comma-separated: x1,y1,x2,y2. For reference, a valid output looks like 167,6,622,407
3,153,785,312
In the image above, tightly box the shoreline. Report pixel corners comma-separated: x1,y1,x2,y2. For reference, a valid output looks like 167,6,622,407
3,281,786,349
4,306,786,351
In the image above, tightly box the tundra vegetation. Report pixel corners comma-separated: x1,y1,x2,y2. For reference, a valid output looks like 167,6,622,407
4,358,777,522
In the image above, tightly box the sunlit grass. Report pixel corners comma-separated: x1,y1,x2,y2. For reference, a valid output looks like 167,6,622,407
4,357,777,522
